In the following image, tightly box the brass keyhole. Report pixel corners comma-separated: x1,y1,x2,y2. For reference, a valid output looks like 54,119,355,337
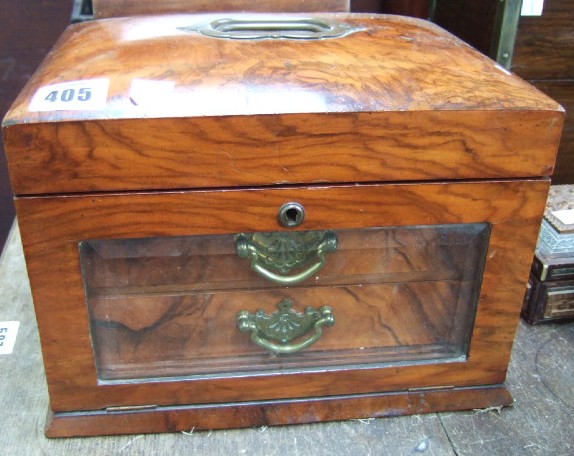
278,202,305,228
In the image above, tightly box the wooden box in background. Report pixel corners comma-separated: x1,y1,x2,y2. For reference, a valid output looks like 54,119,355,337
523,185,574,324
92,0,350,18
512,0,574,185
2,13,563,437
432,0,574,185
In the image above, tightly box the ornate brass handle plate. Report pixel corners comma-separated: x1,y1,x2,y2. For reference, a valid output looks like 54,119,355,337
235,230,338,285
237,299,335,354
191,18,363,41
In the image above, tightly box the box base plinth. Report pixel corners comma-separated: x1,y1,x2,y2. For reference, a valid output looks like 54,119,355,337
46,384,513,438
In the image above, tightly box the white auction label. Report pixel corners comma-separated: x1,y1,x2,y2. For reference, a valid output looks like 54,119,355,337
552,209,574,226
521,0,544,16
29,78,109,112
128,79,175,107
0,321,20,355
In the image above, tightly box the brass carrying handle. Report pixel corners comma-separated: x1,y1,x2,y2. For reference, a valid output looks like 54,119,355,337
192,17,362,40
235,230,338,285
237,300,335,354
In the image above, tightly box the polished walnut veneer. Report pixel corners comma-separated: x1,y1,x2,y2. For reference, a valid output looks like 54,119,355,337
1,13,563,437
3,14,562,195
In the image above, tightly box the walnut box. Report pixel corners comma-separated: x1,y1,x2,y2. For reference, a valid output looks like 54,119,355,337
1,13,564,437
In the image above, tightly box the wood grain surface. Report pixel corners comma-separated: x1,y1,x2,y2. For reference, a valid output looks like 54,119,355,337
46,386,512,437
512,0,574,80
2,13,563,195
15,180,548,414
3,110,562,195
90,282,472,379
93,0,350,18
2,10,564,437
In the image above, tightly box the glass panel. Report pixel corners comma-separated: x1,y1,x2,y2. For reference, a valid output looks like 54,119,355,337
80,223,490,382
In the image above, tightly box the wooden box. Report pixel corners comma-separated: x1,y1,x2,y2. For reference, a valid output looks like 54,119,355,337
1,13,563,437
523,261,574,325
522,185,574,324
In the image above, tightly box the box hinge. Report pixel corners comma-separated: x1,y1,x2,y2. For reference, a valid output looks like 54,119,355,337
106,404,157,413
408,385,455,393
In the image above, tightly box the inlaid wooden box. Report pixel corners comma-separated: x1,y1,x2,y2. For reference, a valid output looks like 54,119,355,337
522,185,574,324
1,13,563,437
523,258,574,325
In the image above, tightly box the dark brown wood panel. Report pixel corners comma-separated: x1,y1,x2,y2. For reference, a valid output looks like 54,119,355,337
351,0,384,12
432,0,500,56
352,0,430,17
382,0,430,18
46,385,512,437
512,0,574,80
93,0,350,18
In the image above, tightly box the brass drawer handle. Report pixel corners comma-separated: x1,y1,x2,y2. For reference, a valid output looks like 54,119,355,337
237,299,335,354
235,230,338,285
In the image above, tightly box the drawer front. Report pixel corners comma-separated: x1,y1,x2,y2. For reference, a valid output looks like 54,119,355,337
532,251,574,282
543,282,574,319
15,180,548,411
523,274,574,324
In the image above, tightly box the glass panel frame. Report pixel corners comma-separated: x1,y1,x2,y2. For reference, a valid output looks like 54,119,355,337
81,223,490,382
